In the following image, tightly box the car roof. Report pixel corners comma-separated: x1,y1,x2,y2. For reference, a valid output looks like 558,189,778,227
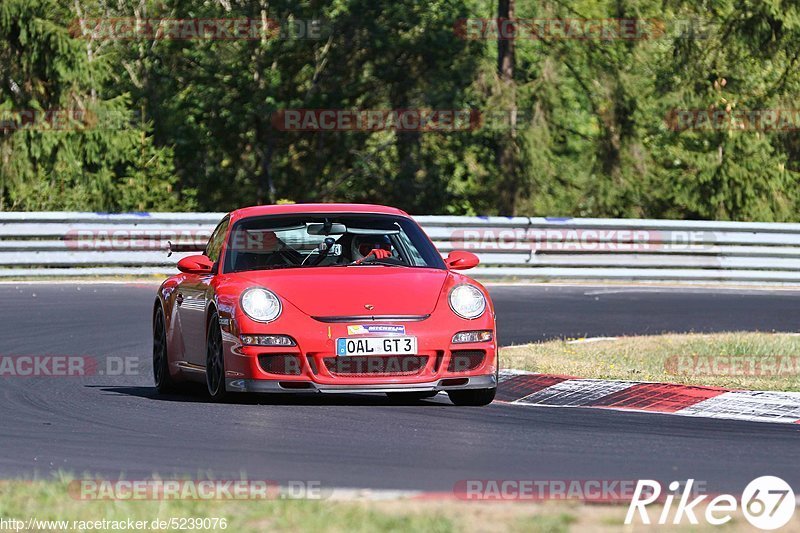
228,203,410,223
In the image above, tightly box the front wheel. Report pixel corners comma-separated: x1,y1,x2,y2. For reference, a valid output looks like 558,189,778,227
447,388,496,406
206,312,228,402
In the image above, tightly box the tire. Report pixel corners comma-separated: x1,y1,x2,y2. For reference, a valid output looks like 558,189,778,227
386,391,438,403
153,306,177,393
447,388,496,406
206,311,228,402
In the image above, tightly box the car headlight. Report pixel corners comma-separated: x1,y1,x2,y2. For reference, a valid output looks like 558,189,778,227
448,284,486,319
241,288,282,322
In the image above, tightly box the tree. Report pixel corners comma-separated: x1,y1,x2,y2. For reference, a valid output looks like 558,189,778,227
0,0,191,211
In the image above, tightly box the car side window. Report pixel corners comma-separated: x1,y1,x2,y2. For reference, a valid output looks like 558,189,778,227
205,217,230,264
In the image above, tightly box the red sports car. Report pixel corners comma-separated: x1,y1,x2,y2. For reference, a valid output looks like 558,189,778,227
153,204,497,405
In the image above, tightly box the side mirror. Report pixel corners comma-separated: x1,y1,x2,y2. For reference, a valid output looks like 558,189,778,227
177,254,214,275
445,250,480,270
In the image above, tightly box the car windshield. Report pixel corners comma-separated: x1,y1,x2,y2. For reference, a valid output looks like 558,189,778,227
223,214,446,273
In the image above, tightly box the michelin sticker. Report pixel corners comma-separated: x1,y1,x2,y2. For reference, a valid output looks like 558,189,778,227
347,325,406,335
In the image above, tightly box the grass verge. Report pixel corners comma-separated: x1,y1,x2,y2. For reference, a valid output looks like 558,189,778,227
0,479,782,533
501,332,800,391
0,479,591,533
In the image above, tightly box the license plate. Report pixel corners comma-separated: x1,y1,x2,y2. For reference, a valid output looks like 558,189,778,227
336,336,417,356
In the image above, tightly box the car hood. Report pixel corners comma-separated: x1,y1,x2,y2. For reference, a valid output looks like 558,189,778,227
233,267,449,317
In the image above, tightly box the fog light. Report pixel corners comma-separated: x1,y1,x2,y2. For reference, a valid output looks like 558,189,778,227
452,330,493,344
240,334,296,346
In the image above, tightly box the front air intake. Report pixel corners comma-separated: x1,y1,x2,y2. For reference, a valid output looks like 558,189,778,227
447,350,485,373
323,355,427,376
258,354,302,375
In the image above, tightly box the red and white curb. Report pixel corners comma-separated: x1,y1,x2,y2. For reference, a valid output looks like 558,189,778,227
498,370,800,424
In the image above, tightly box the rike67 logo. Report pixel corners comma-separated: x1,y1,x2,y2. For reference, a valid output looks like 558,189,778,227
626,477,795,530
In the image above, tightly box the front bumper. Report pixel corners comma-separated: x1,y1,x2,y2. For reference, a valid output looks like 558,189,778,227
222,299,498,391
226,373,497,394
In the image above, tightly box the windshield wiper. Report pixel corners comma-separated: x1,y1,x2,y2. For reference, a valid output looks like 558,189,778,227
237,263,299,272
345,259,413,267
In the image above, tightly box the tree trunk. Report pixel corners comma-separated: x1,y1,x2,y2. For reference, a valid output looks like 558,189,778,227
496,0,518,215
497,0,515,82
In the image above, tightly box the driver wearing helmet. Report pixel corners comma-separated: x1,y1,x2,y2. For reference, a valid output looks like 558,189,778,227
350,234,393,264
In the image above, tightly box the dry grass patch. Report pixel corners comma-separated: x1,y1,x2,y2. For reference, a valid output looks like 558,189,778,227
501,332,800,391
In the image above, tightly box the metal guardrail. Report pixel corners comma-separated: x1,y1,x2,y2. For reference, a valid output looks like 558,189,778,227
2,212,800,282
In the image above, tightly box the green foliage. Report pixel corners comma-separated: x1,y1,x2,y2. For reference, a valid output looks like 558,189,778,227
0,0,798,219
0,0,192,211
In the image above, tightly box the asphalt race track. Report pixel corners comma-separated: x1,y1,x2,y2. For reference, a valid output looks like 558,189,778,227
0,282,798,494
490,284,800,344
